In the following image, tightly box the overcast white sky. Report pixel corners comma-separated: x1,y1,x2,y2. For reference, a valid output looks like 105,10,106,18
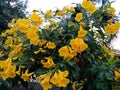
26,0,120,50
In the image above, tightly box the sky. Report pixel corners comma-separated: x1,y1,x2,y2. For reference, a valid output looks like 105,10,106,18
26,0,120,50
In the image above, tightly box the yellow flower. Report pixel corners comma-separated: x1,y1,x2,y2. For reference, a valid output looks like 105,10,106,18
67,47,77,60
57,76,70,87
37,73,46,81
87,4,96,14
15,18,31,33
13,43,22,53
58,46,77,60
38,39,47,46
45,10,52,17
46,41,56,49
8,65,16,78
107,7,115,16
21,69,34,81
0,58,12,69
109,51,115,58
104,23,120,34
29,12,42,25
56,11,63,16
50,70,69,87
78,26,87,37
82,0,96,14
0,71,9,80
5,36,13,45
69,6,75,12
72,82,76,90
16,66,21,76
40,74,52,90
26,27,39,45
102,45,109,51
114,70,120,81
70,38,88,53
107,19,113,24
75,13,82,22
62,6,68,14
58,46,69,58
0,51,4,58
82,0,92,9
41,57,55,68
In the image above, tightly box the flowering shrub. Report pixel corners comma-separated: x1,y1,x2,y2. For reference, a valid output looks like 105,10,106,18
0,0,120,90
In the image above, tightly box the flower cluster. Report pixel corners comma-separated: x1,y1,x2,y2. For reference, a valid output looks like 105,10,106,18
0,0,120,90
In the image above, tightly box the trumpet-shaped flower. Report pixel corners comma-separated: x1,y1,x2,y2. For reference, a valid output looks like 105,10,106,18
114,70,120,81
21,69,34,81
41,57,55,68
45,10,52,17
46,41,56,49
58,46,77,60
75,13,82,22
29,12,42,25
15,19,31,33
70,38,88,53
104,23,120,34
40,73,52,90
82,0,96,14
78,26,87,37
50,70,69,87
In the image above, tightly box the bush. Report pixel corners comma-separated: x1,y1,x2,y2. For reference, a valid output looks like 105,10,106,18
0,0,120,90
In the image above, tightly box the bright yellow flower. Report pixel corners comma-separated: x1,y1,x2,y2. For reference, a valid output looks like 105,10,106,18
46,41,56,49
104,23,120,34
29,12,42,25
26,28,39,45
56,11,63,16
82,0,92,9
45,10,52,17
37,73,46,81
0,71,9,80
78,26,87,37
107,19,113,24
58,46,69,58
41,57,55,68
82,0,96,14
114,70,120,81
13,43,22,53
75,13,82,22
40,74,52,90
5,36,13,45
87,4,96,14
67,47,77,60
62,6,68,14
57,77,70,87
102,45,109,51
50,70,69,87
69,6,75,12
70,38,88,53
58,46,77,60
21,69,34,81
0,58,12,69
8,65,16,78
38,39,47,46
107,7,115,16
16,66,21,76
15,18,31,33
34,48,46,54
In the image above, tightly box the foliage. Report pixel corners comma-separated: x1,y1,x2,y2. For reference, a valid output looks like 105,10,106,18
0,0,28,33
0,0,120,90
